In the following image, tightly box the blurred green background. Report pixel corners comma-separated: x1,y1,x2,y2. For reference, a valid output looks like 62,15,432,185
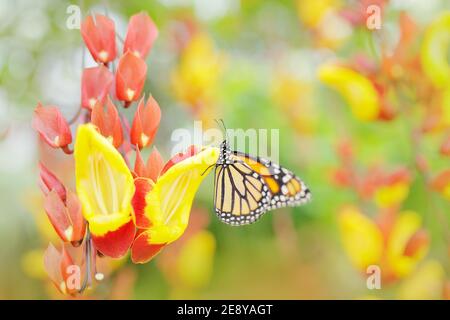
0,0,449,299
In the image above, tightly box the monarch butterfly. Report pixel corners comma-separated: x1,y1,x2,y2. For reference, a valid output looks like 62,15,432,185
213,127,311,226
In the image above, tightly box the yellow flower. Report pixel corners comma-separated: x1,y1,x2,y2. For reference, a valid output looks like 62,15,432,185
338,206,384,270
131,147,219,263
374,182,409,209
421,12,450,89
338,207,429,281
74,124,136,258
386,211,429,278
296,0,341,28
271,72,318,134
318,64,380,121
296,0,350,48
397,260,445,300
145,147,218,243
172,33,225,123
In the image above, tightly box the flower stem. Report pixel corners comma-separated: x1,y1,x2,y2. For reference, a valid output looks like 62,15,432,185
79,227,92,294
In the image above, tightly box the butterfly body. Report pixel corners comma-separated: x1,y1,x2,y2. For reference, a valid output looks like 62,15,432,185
214,140,311,226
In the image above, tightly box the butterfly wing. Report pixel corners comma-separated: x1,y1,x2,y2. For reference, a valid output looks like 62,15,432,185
214,151,311,226
214,158,270,226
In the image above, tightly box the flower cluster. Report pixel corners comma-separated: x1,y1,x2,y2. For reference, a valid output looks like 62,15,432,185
318,12,449,129
290,4,450,297
318,13,449,287
32,12,219,295
170,20,225,127
332,140,429,283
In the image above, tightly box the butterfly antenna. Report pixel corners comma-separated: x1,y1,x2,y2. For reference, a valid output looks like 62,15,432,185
200,163,215,176
220,119,230,141
214,119,222,131
214,118,229,142
219,119,227,132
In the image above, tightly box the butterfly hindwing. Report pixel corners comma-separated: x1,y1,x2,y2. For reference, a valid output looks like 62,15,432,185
233,151,311,209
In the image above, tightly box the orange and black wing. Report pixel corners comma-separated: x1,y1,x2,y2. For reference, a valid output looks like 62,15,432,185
214,151,311,226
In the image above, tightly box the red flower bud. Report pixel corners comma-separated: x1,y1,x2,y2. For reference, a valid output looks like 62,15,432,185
44,190,86,245
430,170,450,193
44,243,79,295
378,102,396,121
38,162,67,202
32,103,72,150
81,65,114,110
124,12,158,59
81,14,116,64
133,147,164,181
133,148,147,179
91,97,123,148
115,52,147,102
332,168,353,187
383,168,410,185
130,96,160,149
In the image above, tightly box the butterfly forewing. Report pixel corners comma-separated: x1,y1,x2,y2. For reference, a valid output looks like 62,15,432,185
214,159,269,225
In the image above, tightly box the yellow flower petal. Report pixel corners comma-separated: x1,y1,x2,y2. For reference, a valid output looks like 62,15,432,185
172,33,225,108
296,0,341,28
144,147,219,244
74,124,135,236
271,73,318,134
318,64,380,121
397,260,445,300
386,211,428,278
421,12,450,88
338,206,384,270
374,182,409,208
